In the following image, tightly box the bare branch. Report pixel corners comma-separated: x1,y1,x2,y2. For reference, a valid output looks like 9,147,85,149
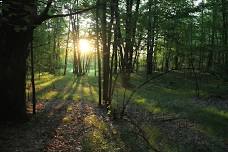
121,69,175,116
124,116,161,152
46,6,96,19
35,6,96,24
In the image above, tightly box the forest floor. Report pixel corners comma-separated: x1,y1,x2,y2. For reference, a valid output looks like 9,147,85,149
0,71,228,152
0,100,129,152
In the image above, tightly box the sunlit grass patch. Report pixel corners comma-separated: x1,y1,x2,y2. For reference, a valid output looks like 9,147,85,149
135,98,145,105
82,87,90,96
39,90,58,100
144,125,162,149
56,79,75,100
72,95,81,101
82,130,111,152
62,116,72,123
89,86,99,101
82,114,123,152
195,107,228,138
149,106,162,114
203,107,228,119
67,105,73,112
84,114,107,131
82,86,98,102
35,73,77,100
36,76,62,90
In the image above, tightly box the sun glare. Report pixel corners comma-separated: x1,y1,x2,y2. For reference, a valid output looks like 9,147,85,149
79,39,91,53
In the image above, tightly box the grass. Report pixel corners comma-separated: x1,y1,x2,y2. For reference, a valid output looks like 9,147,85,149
29,71,228,152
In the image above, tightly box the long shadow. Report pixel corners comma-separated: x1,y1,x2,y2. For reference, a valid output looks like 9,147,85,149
77,102,130,152
36,74,80,100
63,76,81,100
22,72,227,151
131,85,228,138
0,100,73,152
33,74,82,151
0,74,100,152
121,72,228,137
108,72,228,151
36,76,65,99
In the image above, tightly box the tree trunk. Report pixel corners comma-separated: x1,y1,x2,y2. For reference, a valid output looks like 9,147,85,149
63,23,70,75
130,0,140,72
30,35,36,115
0,26,32,121
76,0,82,75
221,0,227,46
124,0,133,72
101,0,110,104
0,0,93,122
147,0,153,74
0,0,37,121
113,0,124,71
96,0,102,106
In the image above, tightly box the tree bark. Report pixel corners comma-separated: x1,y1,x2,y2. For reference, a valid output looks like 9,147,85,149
96,0,102,106
221,0,227,46
0,24,32,121
113,0,124,71
101,0,110,105
124,0,136,73
147,0,153,74
0,0,37,121
146,0,156,74
64,20,70,75
30,35,36,115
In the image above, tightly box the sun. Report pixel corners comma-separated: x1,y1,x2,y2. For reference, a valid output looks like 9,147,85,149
79,39,91,53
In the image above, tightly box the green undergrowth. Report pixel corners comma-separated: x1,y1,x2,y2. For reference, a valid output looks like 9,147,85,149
29,71,228,151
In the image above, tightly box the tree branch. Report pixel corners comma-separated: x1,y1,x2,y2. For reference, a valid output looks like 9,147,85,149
36,6,96,24
126,69,174,106
46,6,96,19
121,69,175,116
124,116,161,152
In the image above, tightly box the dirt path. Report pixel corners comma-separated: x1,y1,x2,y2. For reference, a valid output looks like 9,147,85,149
0,76,126,152
44,83,127,152
0,98,127,152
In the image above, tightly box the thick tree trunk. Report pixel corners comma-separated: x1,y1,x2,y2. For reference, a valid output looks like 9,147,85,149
0,0,93,122
0,26,32,121
0,0,36,121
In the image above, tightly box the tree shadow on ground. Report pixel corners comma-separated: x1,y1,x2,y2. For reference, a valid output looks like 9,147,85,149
0,74,82,152
0,99,73,152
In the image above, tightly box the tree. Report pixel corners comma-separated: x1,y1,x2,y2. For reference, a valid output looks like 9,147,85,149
63,20,71,75
100,0,110,105
30,34,36,115
96,0,102,106
0,0,95,121
146,0,157,74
